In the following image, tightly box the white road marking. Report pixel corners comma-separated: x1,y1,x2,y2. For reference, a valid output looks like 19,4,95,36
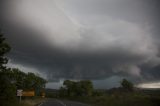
38,102,43,106
55,99,67,106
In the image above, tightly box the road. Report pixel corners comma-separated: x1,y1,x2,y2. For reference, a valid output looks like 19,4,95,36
40,99,90,106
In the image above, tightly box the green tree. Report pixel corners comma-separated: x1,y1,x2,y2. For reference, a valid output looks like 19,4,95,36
23,72,47,95
11,68,26,89
0,31,17,106
79,80,93,96
0,32,10,69
121,78,134,91
59,87,67,97
61,80,93,97
63,80,74,96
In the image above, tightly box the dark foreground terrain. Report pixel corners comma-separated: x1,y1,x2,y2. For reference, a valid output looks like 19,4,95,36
40,99,89,106
45,88,160,106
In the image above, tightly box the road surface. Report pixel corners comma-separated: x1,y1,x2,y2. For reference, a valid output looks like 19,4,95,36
40,99,90,106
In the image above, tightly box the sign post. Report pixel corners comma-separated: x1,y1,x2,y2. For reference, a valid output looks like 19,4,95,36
17,89,23,102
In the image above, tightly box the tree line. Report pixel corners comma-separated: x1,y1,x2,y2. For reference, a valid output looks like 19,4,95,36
0,31,47,106
3,68,47,94
58,78,134,98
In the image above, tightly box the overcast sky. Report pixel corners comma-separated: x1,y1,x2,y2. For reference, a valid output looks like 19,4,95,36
0,0,160,89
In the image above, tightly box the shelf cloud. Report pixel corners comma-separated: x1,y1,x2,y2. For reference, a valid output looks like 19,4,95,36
1,0,160,88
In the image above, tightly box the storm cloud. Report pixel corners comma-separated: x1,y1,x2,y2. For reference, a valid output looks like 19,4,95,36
0,0,160,88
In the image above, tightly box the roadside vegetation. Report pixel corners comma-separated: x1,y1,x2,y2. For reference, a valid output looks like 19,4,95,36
18,97,46,106
46,79,160,106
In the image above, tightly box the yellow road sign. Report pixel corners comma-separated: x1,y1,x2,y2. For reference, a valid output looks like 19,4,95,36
22,90,35,96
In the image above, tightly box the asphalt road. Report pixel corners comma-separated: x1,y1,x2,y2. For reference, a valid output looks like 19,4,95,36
40,99,90,106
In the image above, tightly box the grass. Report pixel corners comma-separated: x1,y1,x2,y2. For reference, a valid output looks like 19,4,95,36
57,92,160,106
18,97,46,106
45,88,160,106
88,94,154,106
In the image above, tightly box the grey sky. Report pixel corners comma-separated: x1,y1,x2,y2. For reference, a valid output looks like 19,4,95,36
0,0,160,89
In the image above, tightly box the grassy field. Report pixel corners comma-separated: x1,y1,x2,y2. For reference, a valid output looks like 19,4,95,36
18,97,46,106
48,89,160,106
81,94,157,106
64,94,160,106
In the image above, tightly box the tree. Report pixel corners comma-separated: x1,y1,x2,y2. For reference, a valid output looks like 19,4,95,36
11,68,26,89
121,79,134,91
0,31,17,106
11,69,47,95
0,69,17,106
60,80,94,97
25,72,47,95
63,80,75,96
0,32,10,69
79,80,93,96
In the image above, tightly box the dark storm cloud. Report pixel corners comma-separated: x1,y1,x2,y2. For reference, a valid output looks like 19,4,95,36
1,0,160,88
